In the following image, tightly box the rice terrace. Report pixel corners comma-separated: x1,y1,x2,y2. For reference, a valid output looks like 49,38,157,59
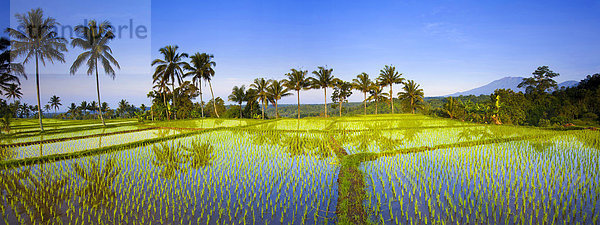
2,0,600,224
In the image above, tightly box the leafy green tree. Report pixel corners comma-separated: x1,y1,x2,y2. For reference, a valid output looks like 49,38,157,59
491,89,528,125
70,20,120,126
205,97,226,118
377,65,404,114
228,85,246,118
7,8,68,131
48,95,61,113
442,97,466,119
331,80,352,117
310,66,335,117
250,78,271,119
352,72,372,115
267,80,291,119
284,68,311,119
518,66,559,96
173,81,199,119
151,45,189,120
398,80,424,114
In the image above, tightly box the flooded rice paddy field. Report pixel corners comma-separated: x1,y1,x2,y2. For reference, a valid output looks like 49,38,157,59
0,115,598,224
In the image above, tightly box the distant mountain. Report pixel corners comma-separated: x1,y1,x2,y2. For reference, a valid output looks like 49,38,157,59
447,77,579,96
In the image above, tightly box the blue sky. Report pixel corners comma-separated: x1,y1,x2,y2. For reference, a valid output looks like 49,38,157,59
4,0,600,108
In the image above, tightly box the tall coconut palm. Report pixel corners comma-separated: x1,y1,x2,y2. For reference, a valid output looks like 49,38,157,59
228,85,246,118
6,8,68,131
0,37,26,94
69,20,120,126
367,84,387,115
151,45,189,120
152,72,171,119
250,78,271,119
398,80,424,114
48,95,61,113
3,84,22,104
43,104,51,113
266,80,291,119
377,65,404,114
184,53,215,118
283,68,311,119
80,101,88,114
245,88,258,117
352,72,372,115
310,66,335,117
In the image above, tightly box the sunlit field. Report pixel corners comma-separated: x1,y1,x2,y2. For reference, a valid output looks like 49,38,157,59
0,114,599,224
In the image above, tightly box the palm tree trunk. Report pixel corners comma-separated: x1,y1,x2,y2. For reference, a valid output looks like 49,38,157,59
297,90,300,119
262,100,265,119
363,92,367,115
390,84,394,114
209,81,219,118
95,60,106,126
275,100,279,119
375,101,378,115
198,79,204,118
172,81,177,120
35,52,44,132
339,101,342,117
163,92,169,120
324,88,328,117
411,98,414,114
239,103,243,118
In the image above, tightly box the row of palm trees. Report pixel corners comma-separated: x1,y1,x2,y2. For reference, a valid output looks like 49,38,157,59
225,65,425,119
150,41,425,120
152,46,217,120
6,8,120,131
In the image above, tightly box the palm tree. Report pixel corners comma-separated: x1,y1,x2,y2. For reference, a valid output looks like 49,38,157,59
152,71,171,120
367,84,387,115
0,37,26,93
89,101,97,114
266,80,291,119
117,99,129,118
398,80,424,114
250,78,271,119
79,101,88,114
377,65,404,114
151,45,189,120
284,68,311,119
228,85,246,118
44,104,51,113
184,53,215,118
69,20,120,126
3,84,23,104
352,72,372,115
245,88,258,117
7,8,68,131
68,103,77,117
48,95,61,113
310,66,335,117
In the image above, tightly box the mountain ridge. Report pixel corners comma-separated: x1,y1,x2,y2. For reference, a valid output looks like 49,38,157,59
446,77,579,97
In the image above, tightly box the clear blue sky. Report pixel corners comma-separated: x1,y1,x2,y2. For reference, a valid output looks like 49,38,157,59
4,0,600,108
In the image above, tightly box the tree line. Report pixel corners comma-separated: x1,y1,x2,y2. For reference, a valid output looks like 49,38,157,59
149,45,425,120
429,66,600,127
